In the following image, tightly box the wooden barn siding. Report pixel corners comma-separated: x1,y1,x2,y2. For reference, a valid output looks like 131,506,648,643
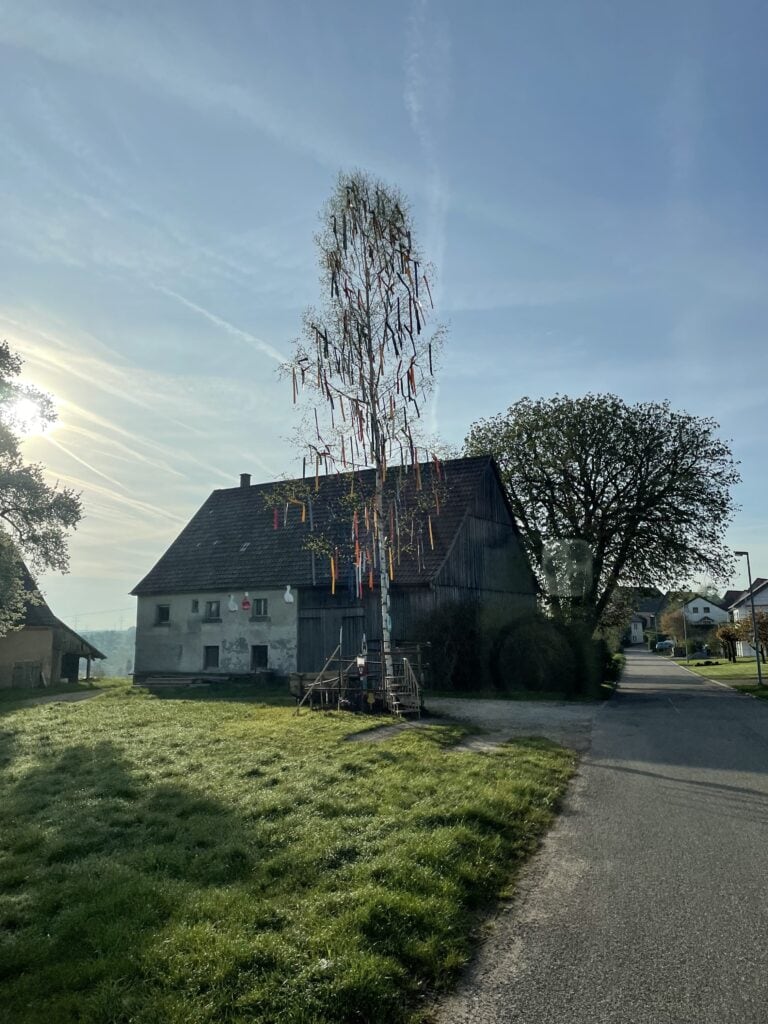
434,513,534,595
295,466,535,670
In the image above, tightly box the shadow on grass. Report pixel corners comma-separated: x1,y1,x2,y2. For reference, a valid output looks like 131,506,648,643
0,739,260,1022
145,680,295,708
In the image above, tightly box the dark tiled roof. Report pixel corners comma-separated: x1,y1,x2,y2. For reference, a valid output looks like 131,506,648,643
17,562,60,628
633,589,667,615
728,578,768,608
685,594,728,611
133,456,504,595
15,562,105,658
721,589,743,608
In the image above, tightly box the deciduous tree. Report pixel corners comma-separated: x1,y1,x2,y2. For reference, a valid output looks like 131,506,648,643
465,394,739,631
0,341,82,635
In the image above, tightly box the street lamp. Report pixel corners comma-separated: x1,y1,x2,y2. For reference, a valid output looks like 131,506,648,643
734,551,764,688
682,601,689,663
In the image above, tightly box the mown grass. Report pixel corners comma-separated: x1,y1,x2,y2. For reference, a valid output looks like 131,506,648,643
678,657,764,681
729,684,768,699
0,682,574,1023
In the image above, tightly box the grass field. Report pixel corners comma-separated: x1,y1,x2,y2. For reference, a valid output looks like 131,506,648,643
0,681,101,706
730,684,768,700
0,681,574,1024
676,656,764,682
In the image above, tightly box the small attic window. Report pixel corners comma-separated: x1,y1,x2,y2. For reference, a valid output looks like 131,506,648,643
240,542,250,553
155,604,170,625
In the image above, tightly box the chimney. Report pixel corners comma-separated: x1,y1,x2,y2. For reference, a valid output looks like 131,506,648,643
240,473,251,489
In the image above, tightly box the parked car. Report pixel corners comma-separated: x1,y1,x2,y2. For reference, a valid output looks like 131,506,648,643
655,639,674,651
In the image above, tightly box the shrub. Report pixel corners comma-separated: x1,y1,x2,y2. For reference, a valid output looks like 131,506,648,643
489,613,583,697
414,600,487,691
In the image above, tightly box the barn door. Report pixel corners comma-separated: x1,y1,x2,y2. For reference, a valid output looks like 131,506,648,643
297,616,322,672
341,614,364,661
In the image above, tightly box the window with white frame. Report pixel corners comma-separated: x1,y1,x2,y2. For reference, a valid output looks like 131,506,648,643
204,600,221,621
250,598,268,618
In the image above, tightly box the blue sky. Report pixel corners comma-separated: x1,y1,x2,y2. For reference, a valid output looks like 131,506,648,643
1,0,766,629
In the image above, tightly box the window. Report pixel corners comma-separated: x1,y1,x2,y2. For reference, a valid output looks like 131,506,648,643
251,645,268,670
703,606,710,613
155,604,170,625
204,600,221,621
203,645,219,670
191,599,199,613
692,606,699,614
251,598,268,618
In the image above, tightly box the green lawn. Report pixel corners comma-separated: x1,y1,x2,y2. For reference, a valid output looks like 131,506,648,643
0,681,574,1024
730,684,768,700
678,656,765,682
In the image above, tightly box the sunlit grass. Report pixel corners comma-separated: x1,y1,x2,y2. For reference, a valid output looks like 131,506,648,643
0,684,574,1023
679,656,764,681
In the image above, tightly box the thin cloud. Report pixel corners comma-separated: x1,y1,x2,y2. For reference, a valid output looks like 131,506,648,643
0,3,350,171
49,471,188,526
154,286,286,364
43,435,127,490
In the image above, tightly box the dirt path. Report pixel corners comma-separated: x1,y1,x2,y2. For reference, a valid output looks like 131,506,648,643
1,689,105,711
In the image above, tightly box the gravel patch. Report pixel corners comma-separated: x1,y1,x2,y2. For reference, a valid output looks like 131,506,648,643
424,697,601,753
343,699,601,753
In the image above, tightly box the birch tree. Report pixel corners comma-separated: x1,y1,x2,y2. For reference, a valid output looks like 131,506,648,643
284,171,444,675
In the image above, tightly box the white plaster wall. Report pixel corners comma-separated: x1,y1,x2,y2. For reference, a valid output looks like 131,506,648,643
733,588,768,656
683,600,729,625
134,589,297,676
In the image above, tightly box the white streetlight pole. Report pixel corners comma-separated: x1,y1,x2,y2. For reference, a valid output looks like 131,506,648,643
734,550,764,688
682,602,689,662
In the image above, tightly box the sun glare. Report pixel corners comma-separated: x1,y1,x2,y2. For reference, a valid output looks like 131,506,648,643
6,396,54,438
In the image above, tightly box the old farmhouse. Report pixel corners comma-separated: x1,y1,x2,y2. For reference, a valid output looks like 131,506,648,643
131,456,536,682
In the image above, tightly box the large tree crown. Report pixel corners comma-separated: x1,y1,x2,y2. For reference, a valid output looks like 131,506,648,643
465,392,740,625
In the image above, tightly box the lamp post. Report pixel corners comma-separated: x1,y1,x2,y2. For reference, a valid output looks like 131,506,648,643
682,600,689,663
734,551,764,688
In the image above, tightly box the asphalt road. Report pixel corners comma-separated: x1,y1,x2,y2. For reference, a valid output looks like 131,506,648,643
435,649,768,1024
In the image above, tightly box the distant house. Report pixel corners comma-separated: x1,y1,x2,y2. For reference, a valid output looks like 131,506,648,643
680,595,730,628
131,456,537,682
0,565,105,689
628,588,668,642
728,579,768,657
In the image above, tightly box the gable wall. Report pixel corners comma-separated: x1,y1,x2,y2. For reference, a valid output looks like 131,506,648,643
683,599,729,625
0,628,54,688
435,465,535,599
134,589,297,677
